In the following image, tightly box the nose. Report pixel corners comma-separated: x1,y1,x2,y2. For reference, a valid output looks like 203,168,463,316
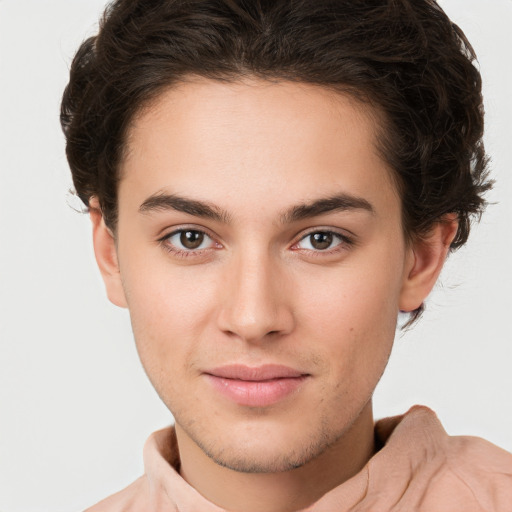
216,250,295,343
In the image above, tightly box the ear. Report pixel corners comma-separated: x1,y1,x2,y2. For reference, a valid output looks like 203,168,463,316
399,214,458,312
89,198,128,308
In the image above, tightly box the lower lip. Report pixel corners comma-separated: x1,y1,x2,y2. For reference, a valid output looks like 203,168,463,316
205,375,308,407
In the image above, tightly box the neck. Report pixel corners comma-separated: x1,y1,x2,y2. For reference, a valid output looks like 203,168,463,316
176,402,375,512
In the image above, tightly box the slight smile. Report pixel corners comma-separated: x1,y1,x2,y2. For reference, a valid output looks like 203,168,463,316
204,365,310,408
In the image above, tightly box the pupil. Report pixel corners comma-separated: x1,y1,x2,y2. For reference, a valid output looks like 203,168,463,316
180,230,204,249
311,232,332,250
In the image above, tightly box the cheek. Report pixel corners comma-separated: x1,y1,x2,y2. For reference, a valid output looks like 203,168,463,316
295,252,404,381
119,257,219,375
298,257,402,334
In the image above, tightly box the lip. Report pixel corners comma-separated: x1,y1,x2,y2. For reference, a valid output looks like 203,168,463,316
204,364,309,407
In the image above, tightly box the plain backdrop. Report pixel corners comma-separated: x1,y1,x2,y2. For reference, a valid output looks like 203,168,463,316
0,0,511,510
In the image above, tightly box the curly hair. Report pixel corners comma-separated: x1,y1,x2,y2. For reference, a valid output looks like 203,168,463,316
61,0,492,321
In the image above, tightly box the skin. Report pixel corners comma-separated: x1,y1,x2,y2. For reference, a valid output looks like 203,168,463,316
91,78,457,512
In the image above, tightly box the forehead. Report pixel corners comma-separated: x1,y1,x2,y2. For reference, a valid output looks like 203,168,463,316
120,78,400,220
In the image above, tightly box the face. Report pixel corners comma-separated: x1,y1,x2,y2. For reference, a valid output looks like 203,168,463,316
107,78,417,472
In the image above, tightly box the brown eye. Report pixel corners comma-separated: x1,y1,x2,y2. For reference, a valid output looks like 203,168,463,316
295,231,348,252
161,228,220,256
179,230,205,249
310,232,333,250
163,229,213,252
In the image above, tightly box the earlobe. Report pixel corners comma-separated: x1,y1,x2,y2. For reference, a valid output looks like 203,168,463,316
399,215,458,312
89,198,128,308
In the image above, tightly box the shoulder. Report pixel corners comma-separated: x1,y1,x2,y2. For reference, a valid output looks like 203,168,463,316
82,426,182,511
437,434,512,509
370,406,512,512
83,476,150,512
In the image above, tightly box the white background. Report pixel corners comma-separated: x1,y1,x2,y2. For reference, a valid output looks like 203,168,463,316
0,0,510,510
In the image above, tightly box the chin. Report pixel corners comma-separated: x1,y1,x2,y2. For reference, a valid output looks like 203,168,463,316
194,422,337,474
204,445,322,474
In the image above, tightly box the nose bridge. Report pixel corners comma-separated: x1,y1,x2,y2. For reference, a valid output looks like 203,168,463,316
217,245,293,342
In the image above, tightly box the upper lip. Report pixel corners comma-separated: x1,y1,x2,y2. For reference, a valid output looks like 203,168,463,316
205,364,308,381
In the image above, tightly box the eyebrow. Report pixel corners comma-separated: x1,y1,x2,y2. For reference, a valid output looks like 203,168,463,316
139,193,232,224
139,191,374,224
280,194,375,224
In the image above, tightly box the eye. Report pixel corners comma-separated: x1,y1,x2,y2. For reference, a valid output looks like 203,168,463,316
164,229,215,251
295,231,347,251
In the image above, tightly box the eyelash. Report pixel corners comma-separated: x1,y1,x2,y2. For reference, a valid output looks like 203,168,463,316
292,229,354,255
158,227,220,258
157,227,354,259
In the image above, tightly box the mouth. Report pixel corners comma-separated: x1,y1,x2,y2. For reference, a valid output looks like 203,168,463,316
203,364,310,407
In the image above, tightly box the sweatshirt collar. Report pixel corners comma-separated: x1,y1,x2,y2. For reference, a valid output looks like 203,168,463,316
142,406,450,512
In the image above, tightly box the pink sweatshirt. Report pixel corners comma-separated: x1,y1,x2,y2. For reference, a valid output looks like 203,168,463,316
85,406,512,511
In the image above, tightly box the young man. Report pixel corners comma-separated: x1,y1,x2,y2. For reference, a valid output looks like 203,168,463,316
61,0,512,510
